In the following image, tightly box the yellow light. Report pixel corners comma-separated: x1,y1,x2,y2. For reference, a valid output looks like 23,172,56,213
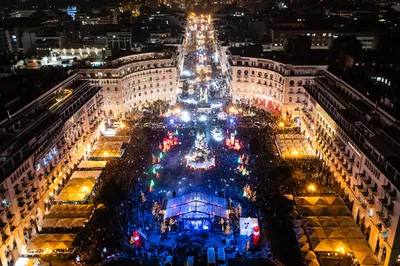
229,107,236,113
336,246,345,254
291,150,298,156
307,184,316,192
278,122,285,128
120,123,126,129
104,151,109,156
174,108,181,114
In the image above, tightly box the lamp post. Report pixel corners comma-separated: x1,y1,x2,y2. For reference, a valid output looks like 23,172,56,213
307,184,316,194
41,248,53,266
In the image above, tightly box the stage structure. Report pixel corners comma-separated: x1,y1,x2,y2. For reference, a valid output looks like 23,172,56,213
164,192,229,231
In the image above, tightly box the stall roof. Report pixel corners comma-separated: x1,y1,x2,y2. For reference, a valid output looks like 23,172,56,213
25,234,77,251
54,178,97,203
164,192,229,219
78,161,107,169
276,134,316,158
69,170,102,180
293,196,381,266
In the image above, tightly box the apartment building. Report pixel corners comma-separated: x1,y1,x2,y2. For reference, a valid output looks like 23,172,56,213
229,53,328,119
79,51,179,118
0,74,103,265
269,27,334,50
301,71,400,266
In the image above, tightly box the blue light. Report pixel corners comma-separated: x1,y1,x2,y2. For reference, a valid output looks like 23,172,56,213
169,119,174,124
229,118,234,124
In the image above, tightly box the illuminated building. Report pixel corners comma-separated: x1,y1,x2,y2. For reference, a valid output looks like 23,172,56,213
0,74,103,265
79,51,179,117
229,51,328,119
301,71,400,265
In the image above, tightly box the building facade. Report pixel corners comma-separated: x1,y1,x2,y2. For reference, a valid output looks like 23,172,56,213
301,71,400,266
229,55,327,119
0,74,103,266
269,28,334,50
79,52,179,118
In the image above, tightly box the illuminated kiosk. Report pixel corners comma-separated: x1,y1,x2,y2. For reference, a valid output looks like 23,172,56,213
164,192,229,231
186,131,215,170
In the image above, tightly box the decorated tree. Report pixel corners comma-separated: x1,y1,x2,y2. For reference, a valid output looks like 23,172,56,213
225,224,232,236
160,221,166,234
186,131,215,169
237,204,242,217
152,202,160,219
141,191,146,203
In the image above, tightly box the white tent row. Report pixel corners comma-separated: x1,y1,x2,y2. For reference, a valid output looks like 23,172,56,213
276,134,315,158
69,171,102,180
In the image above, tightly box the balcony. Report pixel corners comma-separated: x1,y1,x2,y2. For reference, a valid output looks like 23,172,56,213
346,168,353,174
377,210,391,228
367,198,375,207
387,190,397,201
382,184,391,192
368,184,378,194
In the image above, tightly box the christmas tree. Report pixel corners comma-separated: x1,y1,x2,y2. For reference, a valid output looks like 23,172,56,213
187,131,215,169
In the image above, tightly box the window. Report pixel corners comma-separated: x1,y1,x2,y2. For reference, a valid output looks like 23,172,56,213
115,87,118,91
52,147,57,155
36,163,41,171
289,97,292,103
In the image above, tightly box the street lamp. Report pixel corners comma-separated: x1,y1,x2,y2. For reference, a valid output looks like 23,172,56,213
82,186,89,196
41,248,53,266
336,246,345,255
307,184,316,193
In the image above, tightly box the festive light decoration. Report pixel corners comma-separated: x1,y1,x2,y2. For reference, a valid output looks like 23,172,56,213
186,131,215,170
149,180,155,192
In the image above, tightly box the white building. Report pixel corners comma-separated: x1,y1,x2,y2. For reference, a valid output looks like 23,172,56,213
229,54,328,119
79,51,179,118
0,74,103,265
301,71,400,266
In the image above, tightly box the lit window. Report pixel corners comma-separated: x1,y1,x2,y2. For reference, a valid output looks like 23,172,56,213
322,33,326,37
36,163,41,171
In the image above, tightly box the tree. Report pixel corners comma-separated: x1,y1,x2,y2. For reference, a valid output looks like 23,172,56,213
237,204,242,217
225,224,232,236
152,202,160,218
160,221,166,234
141,191,147,203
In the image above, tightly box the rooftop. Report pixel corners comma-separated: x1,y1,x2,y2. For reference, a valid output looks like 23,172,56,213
230,45,329,66
0,68,74,121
